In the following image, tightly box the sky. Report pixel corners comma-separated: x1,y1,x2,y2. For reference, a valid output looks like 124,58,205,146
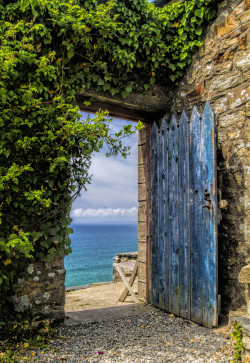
71,114,138,223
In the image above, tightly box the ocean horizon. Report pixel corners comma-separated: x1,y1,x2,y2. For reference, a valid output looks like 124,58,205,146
64,222,138,288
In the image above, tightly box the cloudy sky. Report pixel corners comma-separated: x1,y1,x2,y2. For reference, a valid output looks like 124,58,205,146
71,114,138,223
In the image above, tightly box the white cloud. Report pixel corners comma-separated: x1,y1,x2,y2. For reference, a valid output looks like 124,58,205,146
72,207,138,218
89,154,137,186
71,118,138,222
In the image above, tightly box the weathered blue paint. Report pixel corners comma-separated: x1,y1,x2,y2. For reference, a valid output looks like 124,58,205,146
189,106,203,325
179,110,190,320
150,103,218,328
201,102,218,328
158,119,169,310
151,122,160,307
168,115,179,315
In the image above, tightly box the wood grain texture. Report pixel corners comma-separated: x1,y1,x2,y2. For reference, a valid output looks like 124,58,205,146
150,122,160,307
178,111,190,320
201,102,218,328
158,119,169,310
150,103,218,327
146,124,152,304
168,115,179,315
189,106,203,325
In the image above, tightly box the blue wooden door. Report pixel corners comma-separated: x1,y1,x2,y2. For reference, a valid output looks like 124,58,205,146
150,102,218,328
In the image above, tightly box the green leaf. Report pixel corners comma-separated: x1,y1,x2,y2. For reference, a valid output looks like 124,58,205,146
169,63,176,72
195,8,204,19
97,78,105,86
195,28,203,36
83,101,91,106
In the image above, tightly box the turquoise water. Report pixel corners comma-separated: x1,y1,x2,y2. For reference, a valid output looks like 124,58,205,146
64,223,138,288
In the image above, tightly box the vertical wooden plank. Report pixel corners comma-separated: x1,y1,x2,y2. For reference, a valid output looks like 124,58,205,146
158,118,169,310
178,111,190,320
164,119,170,312
146,124,152,304
189,106,203,325
168,115,179,315
150,122,160,307
201,102,218,328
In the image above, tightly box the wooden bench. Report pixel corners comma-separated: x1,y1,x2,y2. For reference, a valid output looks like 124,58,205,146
113,261,138,303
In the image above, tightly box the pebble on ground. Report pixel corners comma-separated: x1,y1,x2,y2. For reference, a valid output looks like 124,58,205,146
20,307,234,362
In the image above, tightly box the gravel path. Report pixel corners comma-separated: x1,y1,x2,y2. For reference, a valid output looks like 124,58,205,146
20,306,234,362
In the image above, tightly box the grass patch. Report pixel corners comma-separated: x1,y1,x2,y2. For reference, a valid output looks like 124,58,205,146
0,316,55,363
231,321,243,362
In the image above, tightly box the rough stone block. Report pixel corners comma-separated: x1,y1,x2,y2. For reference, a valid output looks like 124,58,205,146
218,0,228,9
138,261,146,282
12,295,31,312
138,221,147,241
138,164,146,184
138,182,146,202
208,72,242,94
242,352,250,363
213,97,229,114
138,126,147,146
218,110,245,128
138,241,146,263
239,265,250,283
240,8,250,23
246,102,250,117
227,84,250,109
13,255,65,320
138,143,146,166
235,52,250,71
227,130,241,139
233,1,246,15
138,201,146,222
216,13,240,37
138,280,147,301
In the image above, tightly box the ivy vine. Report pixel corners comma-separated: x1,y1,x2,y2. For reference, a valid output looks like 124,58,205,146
0,0,218,318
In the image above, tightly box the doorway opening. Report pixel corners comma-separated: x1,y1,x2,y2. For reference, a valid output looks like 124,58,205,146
64,113,140,314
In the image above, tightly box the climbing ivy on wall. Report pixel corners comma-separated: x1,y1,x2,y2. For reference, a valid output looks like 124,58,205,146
0,0,218,317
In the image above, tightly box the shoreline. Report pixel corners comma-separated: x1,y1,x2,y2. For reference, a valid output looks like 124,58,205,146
65,280,113,292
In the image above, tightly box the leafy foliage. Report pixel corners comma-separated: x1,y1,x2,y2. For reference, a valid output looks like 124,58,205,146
0,316,55,362
0,0,218,317
232,321,243,362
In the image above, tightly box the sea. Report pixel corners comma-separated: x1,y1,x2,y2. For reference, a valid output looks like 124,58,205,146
64,222,138,288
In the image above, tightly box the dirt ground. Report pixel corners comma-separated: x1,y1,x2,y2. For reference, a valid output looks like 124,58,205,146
65,281,138,312
64,281,229,340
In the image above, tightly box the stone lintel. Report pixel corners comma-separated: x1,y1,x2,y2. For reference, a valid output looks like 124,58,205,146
76,85,172,122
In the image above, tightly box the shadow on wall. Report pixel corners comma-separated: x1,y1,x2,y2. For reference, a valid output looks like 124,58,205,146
217,147,247,313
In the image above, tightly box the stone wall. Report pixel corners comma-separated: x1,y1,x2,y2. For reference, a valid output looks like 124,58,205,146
171,0,249,312
13,256,65,321
137,0,250,312
11,0,249,317
229,308,250,362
